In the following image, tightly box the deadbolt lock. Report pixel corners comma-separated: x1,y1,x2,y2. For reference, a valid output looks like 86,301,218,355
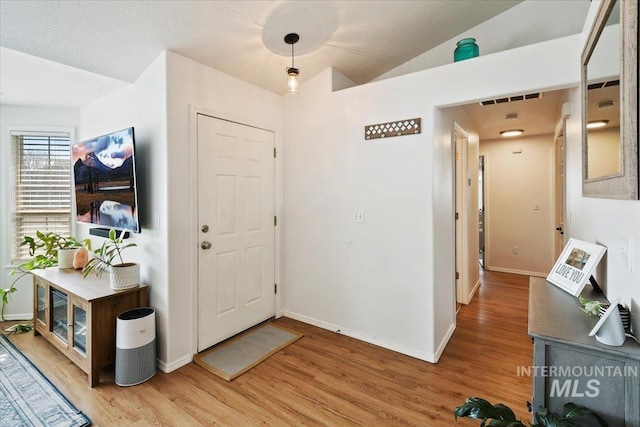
201,224,209,233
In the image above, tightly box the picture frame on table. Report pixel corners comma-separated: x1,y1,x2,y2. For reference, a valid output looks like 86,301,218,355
546,238,607,297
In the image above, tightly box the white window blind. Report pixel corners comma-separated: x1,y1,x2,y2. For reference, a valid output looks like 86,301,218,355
11,132,72,263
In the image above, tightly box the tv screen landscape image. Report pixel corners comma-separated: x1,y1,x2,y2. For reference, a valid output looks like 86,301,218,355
72,127,140,233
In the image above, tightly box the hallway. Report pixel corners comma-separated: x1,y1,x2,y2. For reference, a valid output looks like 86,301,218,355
443,270,533,421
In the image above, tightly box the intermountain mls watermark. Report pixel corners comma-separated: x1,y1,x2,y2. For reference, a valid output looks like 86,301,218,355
517,365,639,398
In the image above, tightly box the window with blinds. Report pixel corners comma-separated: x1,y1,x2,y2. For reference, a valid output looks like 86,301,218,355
11,132,72,263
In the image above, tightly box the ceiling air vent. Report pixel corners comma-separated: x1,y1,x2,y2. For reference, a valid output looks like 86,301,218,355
480,92,543,106
588,79,620,90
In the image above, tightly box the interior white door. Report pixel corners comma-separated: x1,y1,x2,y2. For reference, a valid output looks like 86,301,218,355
197,114,275,352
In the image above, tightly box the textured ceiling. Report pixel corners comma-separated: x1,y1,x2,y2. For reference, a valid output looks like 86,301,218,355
0,0,592,140
0,0,523,98
460,89,567,140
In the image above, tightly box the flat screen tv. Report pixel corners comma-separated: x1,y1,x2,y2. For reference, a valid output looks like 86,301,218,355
72,127,140,234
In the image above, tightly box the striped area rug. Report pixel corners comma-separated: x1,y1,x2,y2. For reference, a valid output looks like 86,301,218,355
0,334,91,427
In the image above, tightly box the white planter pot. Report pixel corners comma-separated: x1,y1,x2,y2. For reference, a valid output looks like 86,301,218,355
110,263,140,290
58,248,78,269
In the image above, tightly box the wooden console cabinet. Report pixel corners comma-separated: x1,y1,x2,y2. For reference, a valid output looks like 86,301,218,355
529,277,640,426
32,268,147,387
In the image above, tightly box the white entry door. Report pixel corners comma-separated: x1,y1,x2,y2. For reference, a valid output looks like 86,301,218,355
197,114,275,351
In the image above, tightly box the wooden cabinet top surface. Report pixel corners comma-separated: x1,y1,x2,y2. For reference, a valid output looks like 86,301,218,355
529,276,640,360
31,267,147,302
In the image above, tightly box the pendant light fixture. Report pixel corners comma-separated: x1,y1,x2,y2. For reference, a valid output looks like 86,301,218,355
284,33,300,94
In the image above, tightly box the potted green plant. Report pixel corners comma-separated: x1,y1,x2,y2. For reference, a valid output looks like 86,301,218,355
18,231,88,270
454,397,608,426
2,232,88,321
83,229,139,290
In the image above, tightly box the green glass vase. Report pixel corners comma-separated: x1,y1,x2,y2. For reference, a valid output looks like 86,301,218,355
454,38,479,62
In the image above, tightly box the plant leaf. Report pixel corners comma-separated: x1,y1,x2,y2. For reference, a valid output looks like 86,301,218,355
454,397,522,426
563,403,608,426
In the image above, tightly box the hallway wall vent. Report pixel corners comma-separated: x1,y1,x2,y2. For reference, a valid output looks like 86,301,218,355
480,92,544,106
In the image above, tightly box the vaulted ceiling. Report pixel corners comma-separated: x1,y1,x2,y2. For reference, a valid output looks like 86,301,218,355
0,0,591,138
1,1,522,96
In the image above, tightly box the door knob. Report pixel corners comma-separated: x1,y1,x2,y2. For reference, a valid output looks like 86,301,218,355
201,241,212,250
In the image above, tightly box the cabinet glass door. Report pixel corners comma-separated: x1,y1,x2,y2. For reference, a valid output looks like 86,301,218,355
72,304,87,355
36,283,46,325
51,289,68,343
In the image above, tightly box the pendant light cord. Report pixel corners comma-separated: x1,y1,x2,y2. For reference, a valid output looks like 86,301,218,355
291,43,295,69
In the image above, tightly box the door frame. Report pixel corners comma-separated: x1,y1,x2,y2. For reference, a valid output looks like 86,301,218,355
452,122,479,305
188,105,283,357
553,115,569,258
478,154,485,268
454,130,464,303
479,153,490,269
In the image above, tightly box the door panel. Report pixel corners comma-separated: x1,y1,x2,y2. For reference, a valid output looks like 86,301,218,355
197,114,275,351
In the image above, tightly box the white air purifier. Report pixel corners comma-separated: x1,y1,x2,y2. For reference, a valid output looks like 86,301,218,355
589,297,626,347
115,307,156,386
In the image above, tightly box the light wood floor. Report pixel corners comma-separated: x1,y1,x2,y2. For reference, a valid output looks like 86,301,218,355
2,270,532,426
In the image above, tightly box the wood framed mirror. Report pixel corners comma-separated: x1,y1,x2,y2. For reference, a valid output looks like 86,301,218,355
582,0,638,199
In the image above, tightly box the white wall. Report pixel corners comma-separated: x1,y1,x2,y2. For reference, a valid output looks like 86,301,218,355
165,51,283,371
283,68,436,360
283,34,581,362
433,108,479,339
78,53,170,363
562,1,640,336
0,106,79,319
481,134,556,276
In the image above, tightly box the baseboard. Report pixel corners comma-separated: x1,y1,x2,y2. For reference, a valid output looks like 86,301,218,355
485,266,546,277
467,279,481,303
432,321,456,363
0,314,33,322
158,354,192,373
282,311,437,363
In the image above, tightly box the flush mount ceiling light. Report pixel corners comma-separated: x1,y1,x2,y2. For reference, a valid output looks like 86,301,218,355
284,33,300,94
500,129,524,137
587,120,609,129
597,100,615,109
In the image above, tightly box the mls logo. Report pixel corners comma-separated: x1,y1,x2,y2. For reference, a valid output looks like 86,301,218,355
550,379,600,397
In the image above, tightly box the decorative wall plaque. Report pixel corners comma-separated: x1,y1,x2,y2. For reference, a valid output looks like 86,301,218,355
365,118,421,140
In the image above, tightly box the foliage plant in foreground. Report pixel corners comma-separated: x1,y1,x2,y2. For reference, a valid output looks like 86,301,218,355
454,397,608,427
